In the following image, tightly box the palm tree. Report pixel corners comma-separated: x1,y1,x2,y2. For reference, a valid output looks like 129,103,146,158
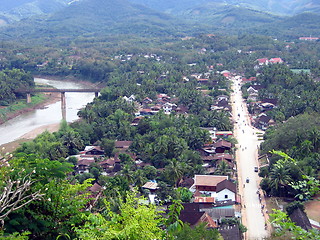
120,163,134,184
165,159,186,187
309,128,320,151
214,161,232,177
61,130,84,154
269,165,292,196
133,169,147,188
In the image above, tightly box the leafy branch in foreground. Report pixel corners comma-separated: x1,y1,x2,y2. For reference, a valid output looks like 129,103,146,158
0,170,44,228
270,209,320,240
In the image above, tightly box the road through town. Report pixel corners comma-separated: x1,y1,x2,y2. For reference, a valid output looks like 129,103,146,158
231,77,270,240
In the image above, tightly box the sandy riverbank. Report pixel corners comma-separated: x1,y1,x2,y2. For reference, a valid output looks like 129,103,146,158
0,123,61,153
0,92,61,153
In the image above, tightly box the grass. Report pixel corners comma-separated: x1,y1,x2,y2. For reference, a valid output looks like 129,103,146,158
0,94,47,121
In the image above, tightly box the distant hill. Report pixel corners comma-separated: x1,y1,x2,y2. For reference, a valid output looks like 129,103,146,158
249,12,320,39
0,0,319,42
0,0,73,25
128,0,320,16
1,0,182,40
178,3,282,32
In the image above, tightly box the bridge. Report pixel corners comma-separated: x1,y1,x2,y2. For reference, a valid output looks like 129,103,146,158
15,88,101,120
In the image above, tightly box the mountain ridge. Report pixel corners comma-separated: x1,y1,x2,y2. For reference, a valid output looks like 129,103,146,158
0,0,319,42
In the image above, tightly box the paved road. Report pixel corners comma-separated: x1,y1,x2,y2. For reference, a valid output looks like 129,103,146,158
231,77,269,239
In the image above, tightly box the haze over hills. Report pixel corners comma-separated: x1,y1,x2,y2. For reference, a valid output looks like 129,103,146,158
2,0,182,40
0,0,319,42
0,0,75,25
128,0,320,16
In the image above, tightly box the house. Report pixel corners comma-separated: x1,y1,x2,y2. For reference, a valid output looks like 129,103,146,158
204,208,236,223
139,108,153,116
213,139,232,153
261,99,277,106
198,146,215,156
259,102,275,111
216,95,229,102
201,155,216,165
157,93,170,103
151,105,161,113
256,58,269,65
142,97,153,105
115,141,133,150
269,58,283,64
88,182,103,193
142,181,159,193
190,175,228,195
179,203,217,228
218,224,241,240
299,37,319,41
255,114,275,130
216,179,237,202
131,116,143,126
80,146,104,156
247,86,259,95
213,153,234,169
99,158,117,173
221,70,231,78
194,196,215,208
123,95,135,102
77,159,95,174
213,153,233,162
217,99,231,110
162,102,177,114
174,105,189,114
242,77,256,82
212,131,233,141
197,78,209,84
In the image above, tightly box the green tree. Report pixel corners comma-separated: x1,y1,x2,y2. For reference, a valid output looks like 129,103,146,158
270,209,320,240
74,192,165,240
214,161,232,177
101,138,115,157
268,164,292,196
173,223,221,240
164,159,187,187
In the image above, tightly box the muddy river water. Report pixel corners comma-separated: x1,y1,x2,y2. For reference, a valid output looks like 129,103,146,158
0,78,95,145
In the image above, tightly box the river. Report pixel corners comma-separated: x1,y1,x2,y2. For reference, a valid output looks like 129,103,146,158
0,78,96,145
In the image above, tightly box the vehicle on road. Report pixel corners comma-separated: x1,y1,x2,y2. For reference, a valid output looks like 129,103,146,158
246,177,250,183
254,167,259,172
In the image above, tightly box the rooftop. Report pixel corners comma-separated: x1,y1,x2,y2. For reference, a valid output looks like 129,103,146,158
194,175,228,187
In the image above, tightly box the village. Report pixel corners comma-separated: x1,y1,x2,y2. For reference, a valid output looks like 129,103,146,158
67,56,297,239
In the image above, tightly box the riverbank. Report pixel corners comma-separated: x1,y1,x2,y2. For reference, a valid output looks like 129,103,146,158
0,92,61,125
0,123,61,153
34,75,105,88
0,76,97,152
0,75,100,126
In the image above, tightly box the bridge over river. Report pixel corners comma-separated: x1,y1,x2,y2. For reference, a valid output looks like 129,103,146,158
15,88,101,119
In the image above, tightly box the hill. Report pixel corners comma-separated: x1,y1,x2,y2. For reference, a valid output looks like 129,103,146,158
0,0,73,25
128,0,320,16
178,3,282,32
0,0,184,42
249,12,320,39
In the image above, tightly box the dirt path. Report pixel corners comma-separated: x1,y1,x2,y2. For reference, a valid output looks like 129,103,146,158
231,76,270,239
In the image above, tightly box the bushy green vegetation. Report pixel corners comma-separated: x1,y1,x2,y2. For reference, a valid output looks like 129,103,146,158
0,69,34,105
0,17,320,238
0,94,46,121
